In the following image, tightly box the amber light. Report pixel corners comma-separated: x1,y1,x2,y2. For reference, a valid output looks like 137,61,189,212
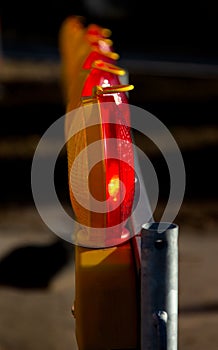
108,175,120,202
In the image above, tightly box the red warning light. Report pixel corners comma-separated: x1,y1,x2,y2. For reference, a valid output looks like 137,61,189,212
96,89,135,236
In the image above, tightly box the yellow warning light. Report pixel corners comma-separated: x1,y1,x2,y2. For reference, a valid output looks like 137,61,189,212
108,175,120,202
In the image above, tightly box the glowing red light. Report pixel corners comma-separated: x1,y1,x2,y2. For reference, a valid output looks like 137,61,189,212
99,96,135,232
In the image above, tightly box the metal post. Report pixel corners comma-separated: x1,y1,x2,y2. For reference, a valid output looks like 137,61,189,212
141,222,179,350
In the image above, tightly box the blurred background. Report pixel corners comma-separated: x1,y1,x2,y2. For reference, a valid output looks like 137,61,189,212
0,1,218,349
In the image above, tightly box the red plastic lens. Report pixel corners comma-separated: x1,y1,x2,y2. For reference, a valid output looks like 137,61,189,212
100,99,135,232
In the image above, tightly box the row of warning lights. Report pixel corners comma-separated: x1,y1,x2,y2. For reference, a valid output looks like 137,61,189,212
81,58,134,101
81,23,134,101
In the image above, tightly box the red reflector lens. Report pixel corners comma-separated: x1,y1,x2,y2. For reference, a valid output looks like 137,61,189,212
101,102,135,231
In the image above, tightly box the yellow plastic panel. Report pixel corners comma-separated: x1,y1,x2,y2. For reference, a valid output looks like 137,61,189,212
74,241,138,350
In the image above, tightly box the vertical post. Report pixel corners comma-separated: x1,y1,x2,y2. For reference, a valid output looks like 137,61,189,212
141,222,179,350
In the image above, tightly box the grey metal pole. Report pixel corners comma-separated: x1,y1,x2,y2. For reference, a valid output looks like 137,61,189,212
141,222,179,350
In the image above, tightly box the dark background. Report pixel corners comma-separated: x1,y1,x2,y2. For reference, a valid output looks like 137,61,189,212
1,0,218,59
0,0,218,68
